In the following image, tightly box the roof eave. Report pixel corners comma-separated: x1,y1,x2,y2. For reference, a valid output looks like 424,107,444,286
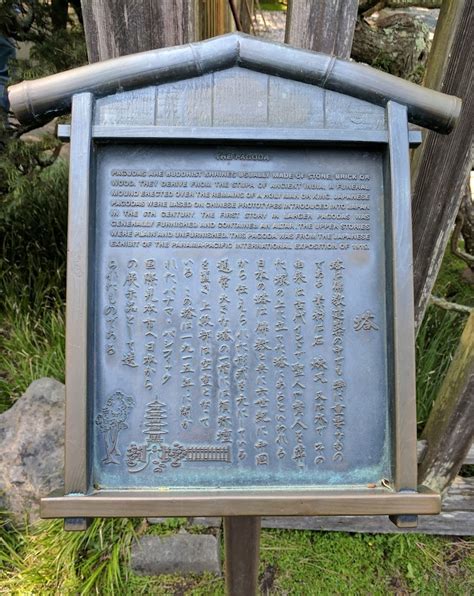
8,32,461,134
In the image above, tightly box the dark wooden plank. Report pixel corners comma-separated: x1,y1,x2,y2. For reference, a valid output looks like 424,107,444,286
285,0,358,59
442,477,474,512
262,510,474,536
411,1,474,328
419,313,474,494
81,0,198,63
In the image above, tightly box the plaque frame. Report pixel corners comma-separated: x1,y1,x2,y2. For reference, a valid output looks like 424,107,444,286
39,91,442,523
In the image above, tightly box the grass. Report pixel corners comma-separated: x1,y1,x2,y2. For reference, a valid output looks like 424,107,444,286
258,2,287,11
415,306,466,429
0,295,65,411
0,135,68,411
0,517,472,594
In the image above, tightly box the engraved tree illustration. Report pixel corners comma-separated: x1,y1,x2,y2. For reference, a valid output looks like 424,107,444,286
95,391,135,464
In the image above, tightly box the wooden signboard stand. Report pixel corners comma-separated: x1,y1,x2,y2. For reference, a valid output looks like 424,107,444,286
9,33,461,596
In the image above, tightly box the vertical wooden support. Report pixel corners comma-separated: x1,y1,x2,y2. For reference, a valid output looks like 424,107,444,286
81,0,199,62
419,312,474,494
224,516,261,596
411,1,473,330
285,0,358,58
386,101,418,528
64,92,93,531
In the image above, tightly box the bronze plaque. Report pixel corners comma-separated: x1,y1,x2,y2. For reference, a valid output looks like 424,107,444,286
92,143,390,490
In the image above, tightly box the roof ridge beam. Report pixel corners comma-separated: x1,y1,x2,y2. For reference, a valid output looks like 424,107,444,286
8,32,461,133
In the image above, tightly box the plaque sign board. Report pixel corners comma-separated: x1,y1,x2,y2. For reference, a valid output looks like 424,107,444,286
9,34,460,523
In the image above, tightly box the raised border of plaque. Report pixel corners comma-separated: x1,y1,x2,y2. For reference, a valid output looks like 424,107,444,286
8,33,460,524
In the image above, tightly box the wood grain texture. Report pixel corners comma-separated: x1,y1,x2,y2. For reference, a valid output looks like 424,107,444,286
411,1,474,329
285,0,358,59
81,0,198,63
224,516,260,596
419,312,474,494
262,510,474,536
40,488,441,519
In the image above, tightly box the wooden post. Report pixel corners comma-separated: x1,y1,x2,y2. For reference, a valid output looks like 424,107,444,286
80,0,199,62
224,516,261,596
419,312,474,493
285,0,358,59
411,1,473,330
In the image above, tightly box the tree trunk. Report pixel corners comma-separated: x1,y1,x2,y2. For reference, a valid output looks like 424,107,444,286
451,178,474,270
352,13,430,81
411,1,474,330
80,0,199,63
419,312,474,494
285,0,358,59
460,182,474,259
239,0,255,34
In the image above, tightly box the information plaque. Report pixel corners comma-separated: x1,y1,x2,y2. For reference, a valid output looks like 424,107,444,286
95,144,388,489
11,33,458,522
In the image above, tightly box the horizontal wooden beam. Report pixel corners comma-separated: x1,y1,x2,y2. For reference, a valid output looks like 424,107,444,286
57,123,422,145
41,487,440,519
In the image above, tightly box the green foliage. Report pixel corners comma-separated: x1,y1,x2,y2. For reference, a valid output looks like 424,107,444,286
0,136,68,305
0,517,140,594
0,294,65,411
415,306,466,430
434,247,474,307
0,518,472,595
259,2,287,11
0,135,67,411
259,530,473,595
2,0,86,82
12,27,87,83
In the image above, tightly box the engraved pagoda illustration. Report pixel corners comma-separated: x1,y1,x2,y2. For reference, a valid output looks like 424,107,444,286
127,397,231,473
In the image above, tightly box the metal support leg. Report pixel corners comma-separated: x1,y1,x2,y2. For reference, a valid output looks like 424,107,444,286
224,516,261,596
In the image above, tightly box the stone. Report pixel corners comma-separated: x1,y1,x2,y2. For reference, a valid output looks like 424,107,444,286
190,517,222,528
147,517,169,525
0,378,65,523
130,533,221,576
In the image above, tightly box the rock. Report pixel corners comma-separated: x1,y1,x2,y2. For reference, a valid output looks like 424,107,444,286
0,378,65,523
130,534,221,576
147,517,169,525
190,517,222,528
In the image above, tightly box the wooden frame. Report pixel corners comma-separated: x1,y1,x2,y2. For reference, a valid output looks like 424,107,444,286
41,93,440,522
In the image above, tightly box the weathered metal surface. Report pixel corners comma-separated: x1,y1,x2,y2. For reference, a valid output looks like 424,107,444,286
40,486,441,518
91,143,390,490
8,33,460,132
